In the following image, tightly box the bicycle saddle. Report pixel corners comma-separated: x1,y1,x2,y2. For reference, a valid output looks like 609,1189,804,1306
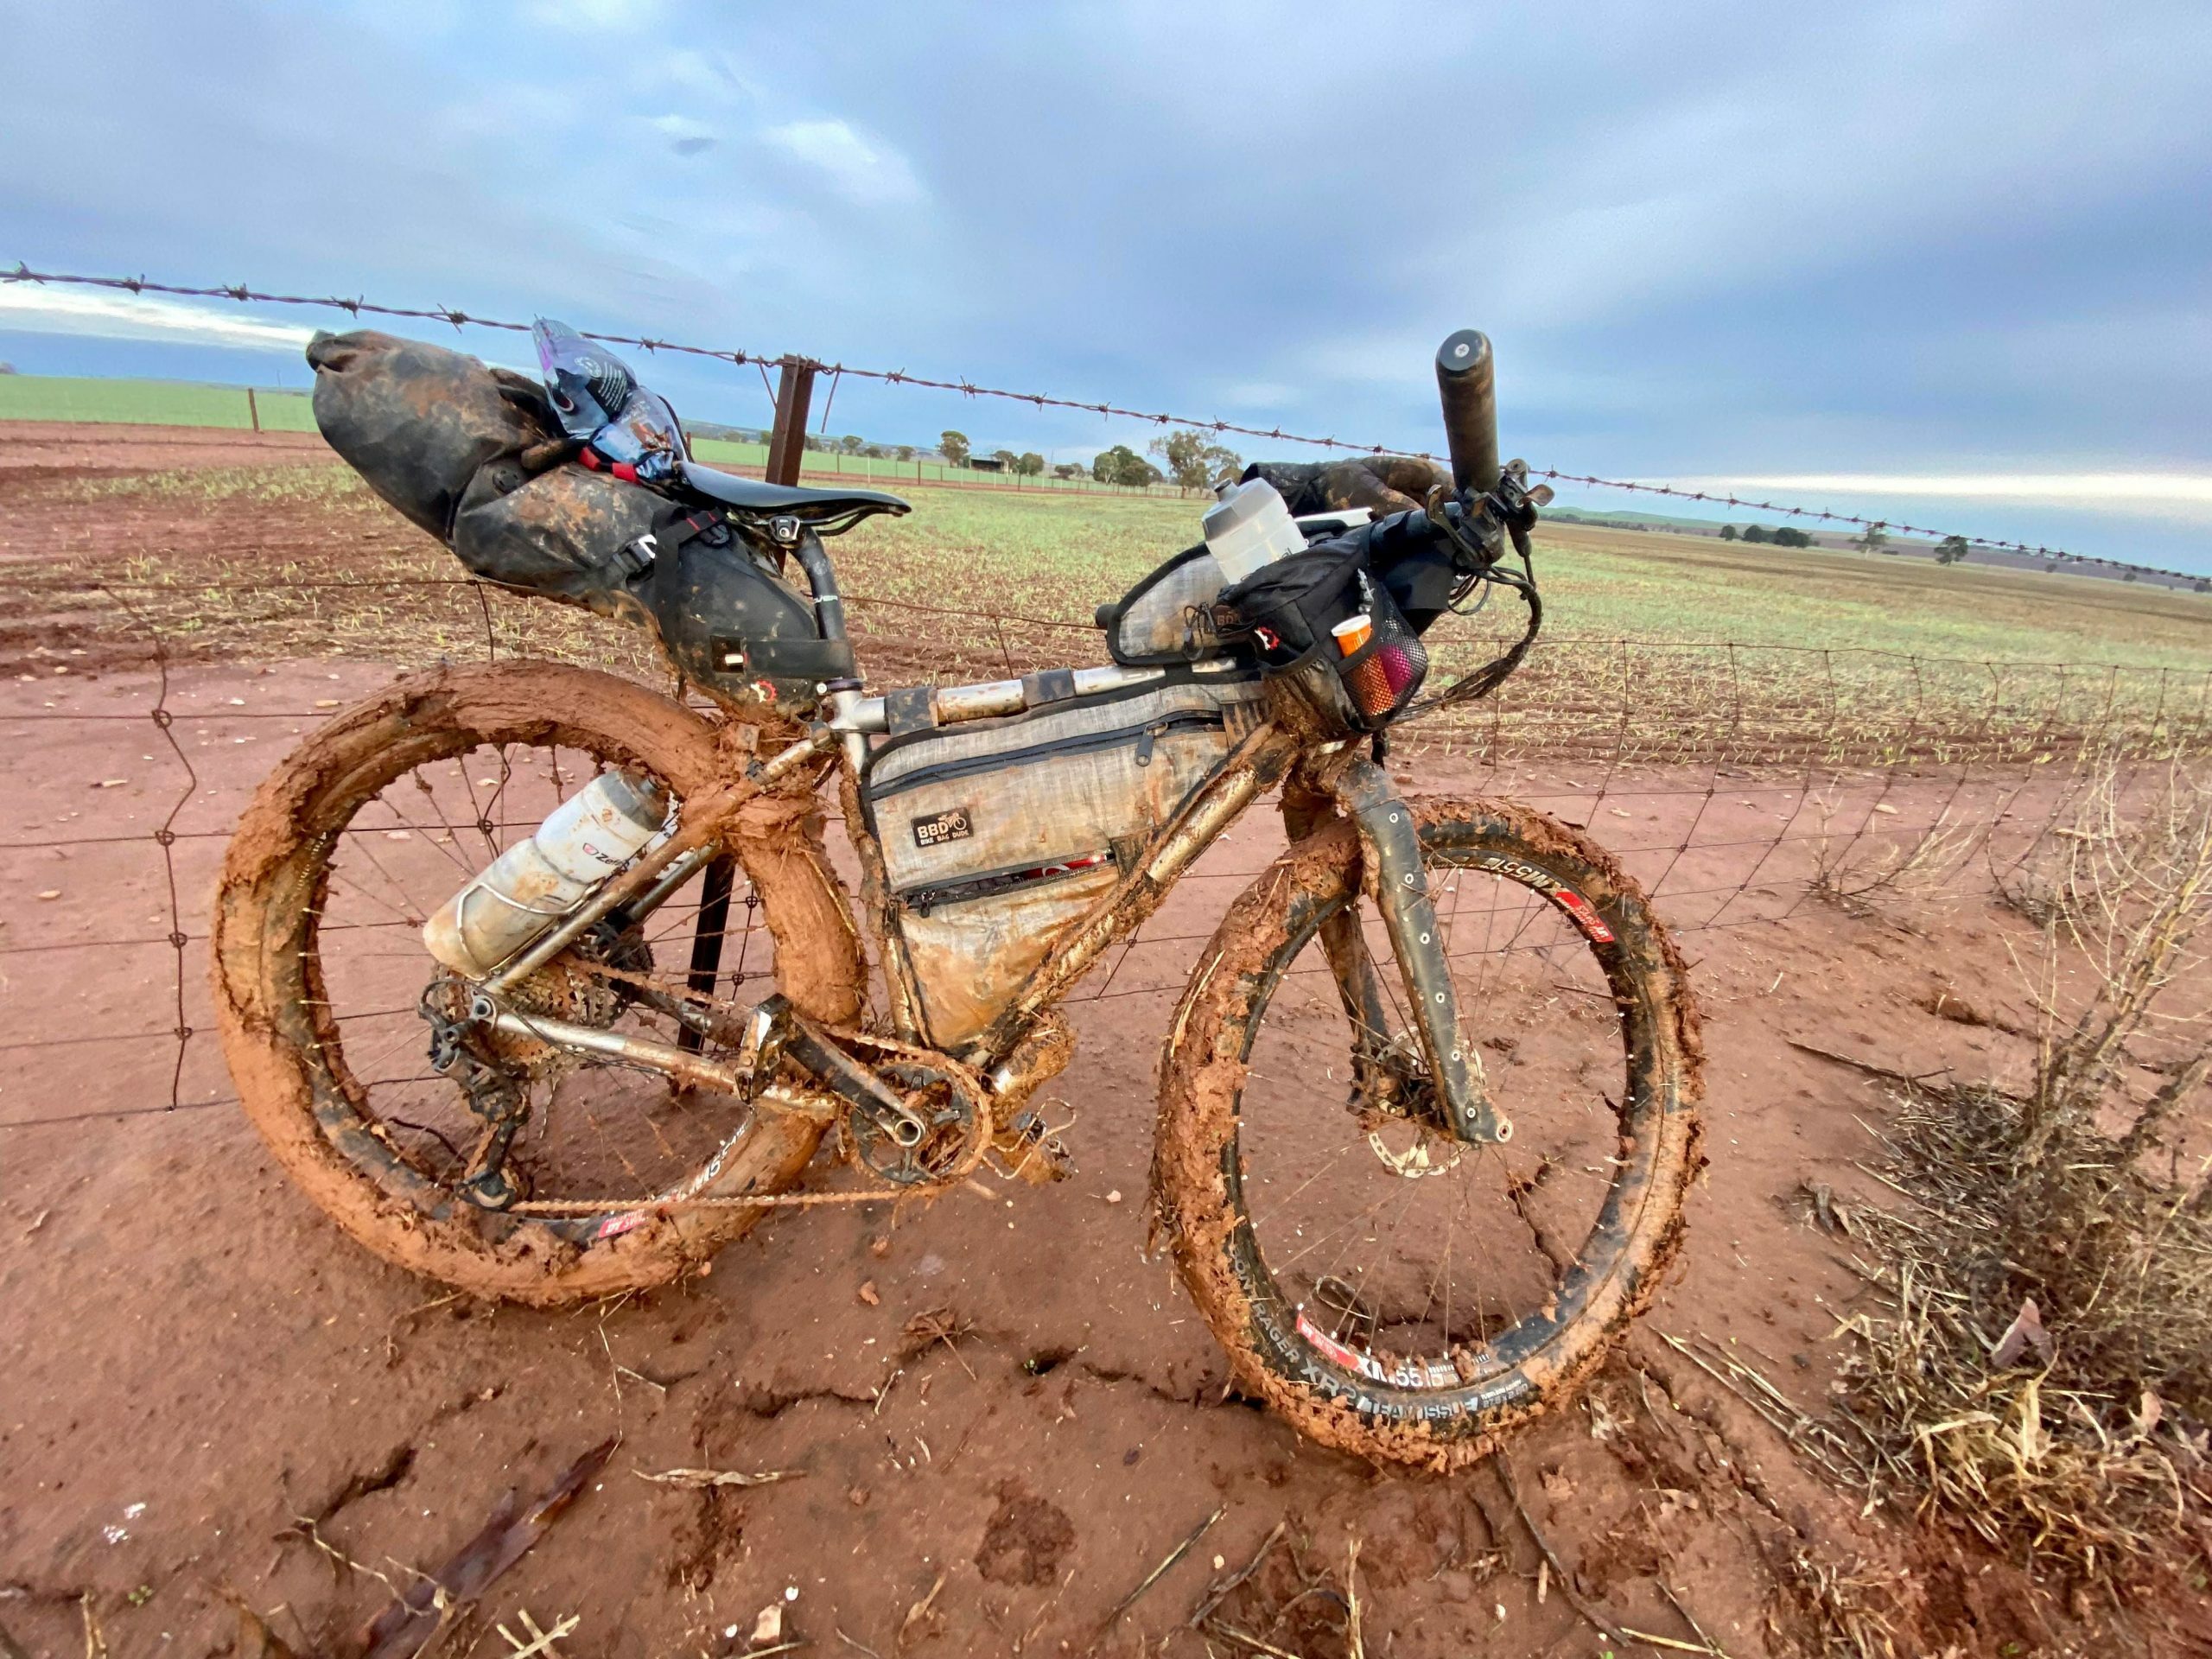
676,460,910,528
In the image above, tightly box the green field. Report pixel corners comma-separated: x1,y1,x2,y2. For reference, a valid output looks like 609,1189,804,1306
0,373,1180,496
19,454,2212,763
0,373,319,430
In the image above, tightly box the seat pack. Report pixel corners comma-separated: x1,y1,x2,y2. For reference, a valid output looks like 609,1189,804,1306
306,327,850,712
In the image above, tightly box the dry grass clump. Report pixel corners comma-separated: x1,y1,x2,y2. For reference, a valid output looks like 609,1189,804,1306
1810,801,1977,909
1838,762,2212,1586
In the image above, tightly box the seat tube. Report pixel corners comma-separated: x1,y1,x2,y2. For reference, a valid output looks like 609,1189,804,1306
1330,758,1510,1145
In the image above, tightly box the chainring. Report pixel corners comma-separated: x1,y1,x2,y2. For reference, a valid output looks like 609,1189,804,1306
840,1058,981,1187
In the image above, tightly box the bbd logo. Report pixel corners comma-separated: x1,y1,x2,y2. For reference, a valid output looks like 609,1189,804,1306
912,807,974,848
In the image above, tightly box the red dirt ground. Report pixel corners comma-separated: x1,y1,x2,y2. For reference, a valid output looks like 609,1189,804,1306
3,430,2206,1659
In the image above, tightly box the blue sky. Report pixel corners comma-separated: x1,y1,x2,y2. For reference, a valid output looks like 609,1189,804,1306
3,0,2209,568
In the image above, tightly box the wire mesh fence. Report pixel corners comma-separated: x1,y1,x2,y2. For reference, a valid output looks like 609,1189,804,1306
2,545,2202,1133
3,259,2206,1135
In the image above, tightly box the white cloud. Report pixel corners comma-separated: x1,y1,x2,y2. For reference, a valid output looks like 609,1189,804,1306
0,286,316,353
761,118,925,207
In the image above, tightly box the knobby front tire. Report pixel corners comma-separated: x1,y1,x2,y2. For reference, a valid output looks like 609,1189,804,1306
1154,797,1703,1469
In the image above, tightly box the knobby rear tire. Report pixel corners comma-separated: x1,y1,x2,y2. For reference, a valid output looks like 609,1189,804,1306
210,661,862,1306
1154,797,1703,1469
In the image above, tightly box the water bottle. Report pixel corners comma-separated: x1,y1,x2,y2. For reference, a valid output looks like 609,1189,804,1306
1203,479,1306,584
422,768,671,977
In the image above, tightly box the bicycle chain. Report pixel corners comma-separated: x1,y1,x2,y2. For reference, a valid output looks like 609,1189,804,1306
507,1015,1000,1217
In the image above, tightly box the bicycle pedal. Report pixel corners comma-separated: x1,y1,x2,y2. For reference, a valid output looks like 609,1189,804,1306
990,1109,1074,1185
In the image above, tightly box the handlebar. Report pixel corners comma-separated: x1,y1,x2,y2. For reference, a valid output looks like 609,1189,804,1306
1433,329,1500,496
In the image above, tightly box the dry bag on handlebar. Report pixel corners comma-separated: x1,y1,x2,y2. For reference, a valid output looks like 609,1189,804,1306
306,327,844,714
1213,542,1428,734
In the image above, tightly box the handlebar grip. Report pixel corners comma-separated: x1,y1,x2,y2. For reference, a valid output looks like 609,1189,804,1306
1434,329,1500,495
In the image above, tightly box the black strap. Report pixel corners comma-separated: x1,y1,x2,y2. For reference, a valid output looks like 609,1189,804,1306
639,509,726,609
1020,668,1078,708
884,685,938,736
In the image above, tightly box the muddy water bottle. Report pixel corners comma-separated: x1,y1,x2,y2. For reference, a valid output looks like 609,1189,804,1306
422,768,671,977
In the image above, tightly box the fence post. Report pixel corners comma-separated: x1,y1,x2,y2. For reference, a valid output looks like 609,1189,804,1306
764,357,816,487
245,387,260,434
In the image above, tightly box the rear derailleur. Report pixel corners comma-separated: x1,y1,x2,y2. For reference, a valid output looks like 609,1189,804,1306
423,991,533,1211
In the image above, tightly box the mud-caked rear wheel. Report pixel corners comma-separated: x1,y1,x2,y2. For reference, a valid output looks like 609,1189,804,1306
211,661,863,1305
1154,797,1702,1468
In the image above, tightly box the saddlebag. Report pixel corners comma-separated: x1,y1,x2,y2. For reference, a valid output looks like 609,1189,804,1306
863,671,1266,1048
306,328,847,711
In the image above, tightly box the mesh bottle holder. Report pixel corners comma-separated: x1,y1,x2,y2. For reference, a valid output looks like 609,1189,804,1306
1215,545,1428,735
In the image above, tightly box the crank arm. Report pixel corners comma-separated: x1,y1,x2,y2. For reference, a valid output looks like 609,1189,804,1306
1330,759,1511,1145
781,1018,930,1147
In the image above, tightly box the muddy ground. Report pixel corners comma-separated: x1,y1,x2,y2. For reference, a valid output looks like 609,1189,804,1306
3,427,2207,1658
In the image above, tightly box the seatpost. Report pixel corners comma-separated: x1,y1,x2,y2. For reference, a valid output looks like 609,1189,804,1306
782,524,870,770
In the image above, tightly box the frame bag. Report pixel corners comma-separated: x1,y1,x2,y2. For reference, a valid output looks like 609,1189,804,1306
864,673,1266,1047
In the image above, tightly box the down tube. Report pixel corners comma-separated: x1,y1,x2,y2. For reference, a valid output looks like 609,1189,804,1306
975,727,1298,1066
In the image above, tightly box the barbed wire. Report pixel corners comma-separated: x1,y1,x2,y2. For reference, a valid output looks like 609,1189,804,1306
9,263,2186,580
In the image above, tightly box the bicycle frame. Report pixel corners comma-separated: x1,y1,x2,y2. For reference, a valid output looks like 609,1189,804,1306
465,651,1507,1148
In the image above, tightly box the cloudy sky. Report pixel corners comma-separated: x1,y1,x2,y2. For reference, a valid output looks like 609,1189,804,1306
3,0,2209,567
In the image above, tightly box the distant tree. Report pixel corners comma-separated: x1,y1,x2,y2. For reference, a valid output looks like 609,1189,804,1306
894,445,915,462
1093,444,1161,486
2194,579,2209,594
939,430,970,467
836,434,863,455
2124,569,2139,582
0,361,16,375
1740,524,1771,544
1855,523,1891,556
1147,428,1244,492
1053,461,1087,480
1935,534,1970,565
1014,452,1046,477
1772,526,1813,548
803,433,826,452
1719,524,1738,541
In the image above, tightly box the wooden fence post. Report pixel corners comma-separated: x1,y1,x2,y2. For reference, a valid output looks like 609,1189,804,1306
764,358,816,487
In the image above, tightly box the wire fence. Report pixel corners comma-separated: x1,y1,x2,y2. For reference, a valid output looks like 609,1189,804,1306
2,544,2203,1133
3,259,2208,1135
11,262,2200,582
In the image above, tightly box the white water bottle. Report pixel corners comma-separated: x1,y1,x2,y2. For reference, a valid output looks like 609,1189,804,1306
1203,479,1305,585
422,768,671,977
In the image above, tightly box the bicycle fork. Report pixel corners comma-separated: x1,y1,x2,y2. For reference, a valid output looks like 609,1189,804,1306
1315,758,1511,1147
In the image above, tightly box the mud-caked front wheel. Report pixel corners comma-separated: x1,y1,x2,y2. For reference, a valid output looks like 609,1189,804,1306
211,662,863,1305
1154,798,1702,1468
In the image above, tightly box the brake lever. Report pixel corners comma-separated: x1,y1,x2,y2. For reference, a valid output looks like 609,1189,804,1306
1426,458,1550,572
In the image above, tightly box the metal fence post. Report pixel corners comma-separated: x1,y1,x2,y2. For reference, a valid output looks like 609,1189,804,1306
764,357,816,487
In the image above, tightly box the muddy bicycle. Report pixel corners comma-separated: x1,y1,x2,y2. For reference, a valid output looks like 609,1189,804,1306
213,324,1700,1468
